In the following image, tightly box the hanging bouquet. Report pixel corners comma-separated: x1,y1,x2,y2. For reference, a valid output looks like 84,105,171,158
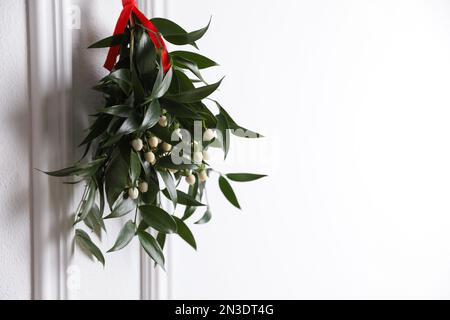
45,0,265,268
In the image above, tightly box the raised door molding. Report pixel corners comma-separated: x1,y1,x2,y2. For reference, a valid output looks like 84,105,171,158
28,0,73,300
28,0,170,300
139,0,171,301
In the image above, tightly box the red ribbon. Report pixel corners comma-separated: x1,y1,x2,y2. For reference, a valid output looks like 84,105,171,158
104,0,171,73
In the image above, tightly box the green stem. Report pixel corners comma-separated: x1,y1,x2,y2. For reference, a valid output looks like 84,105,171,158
130,14,136,70
75,181,89,218
134,205,138,224
135,23,164,48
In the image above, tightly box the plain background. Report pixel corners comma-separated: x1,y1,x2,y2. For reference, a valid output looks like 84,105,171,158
2,0,450,299
168,0,450,299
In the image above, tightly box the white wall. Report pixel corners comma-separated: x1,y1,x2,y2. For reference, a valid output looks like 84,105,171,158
0,0,32,300
167,0,450,299
4,0,450,300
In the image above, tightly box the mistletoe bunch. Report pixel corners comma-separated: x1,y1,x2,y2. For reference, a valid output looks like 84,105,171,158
46,15,265,268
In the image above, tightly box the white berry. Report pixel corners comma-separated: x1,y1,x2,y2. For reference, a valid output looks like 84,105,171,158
128,187,139,200
159,115,168,127
193,151,204,163
144,152,156,164
139,182,149,193
169,169,178,174
148,136,159,149
185,174,196,186
203,129,216,142
199,171,208,182
131,138,144,152
161,142,172,152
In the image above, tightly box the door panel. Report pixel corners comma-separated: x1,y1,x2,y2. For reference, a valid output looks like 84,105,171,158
69,0,142,300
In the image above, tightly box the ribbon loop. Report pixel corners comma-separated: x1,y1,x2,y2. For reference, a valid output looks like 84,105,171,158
104,1,171,72
122,0,136,7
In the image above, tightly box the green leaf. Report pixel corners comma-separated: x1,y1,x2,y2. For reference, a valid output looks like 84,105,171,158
93,81,123,98
172,70,195,93
135,28,157,81
79,180,97,221
156,232,167,250
108,220,136,252
216,114,230,159
182,180,206,221
156,155,199,171
151,61,165,96
138,230,165,268
162,189,206,207
173,56,207,84
139,205,177,234
138,219,149,232
97,177,106,217
43,158,106,178
149,125,173,144
141,99,162,131
158,170,177,207
84,204,106,236
215,101,263,138
117,113,140,135
151,17,211,47
195,208,212,225
89,33,127,48
152,67,173,99
219,176,241,209
99,105,132,118
130,151,141,184
151,18,211,49
105,197,135,219
110,69,132,95
182,179,199,220
179,17,211,43
165,79,222,103
101,133,124,148
171,51,218,69
182,207,196,221
44,166,86,178
79,115,111,146
75,229,105,266
78,142,92,162
105,151,129,209
150,18,189,40
140,177,160,205
107,116,124,135
189,102,217,128
132,63,146,103
226,173,267,182
160,99,202,119
89,33,128,49
173,216,197,250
